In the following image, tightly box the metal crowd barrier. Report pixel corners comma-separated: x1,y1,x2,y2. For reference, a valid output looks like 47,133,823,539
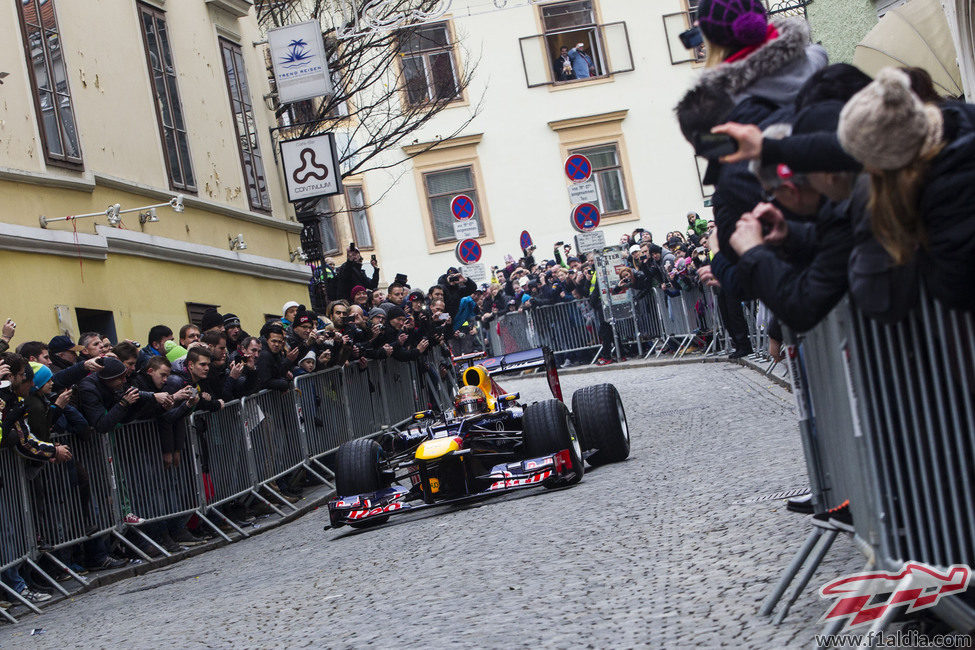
486,288,727,363
0,354,438,623
760,290,975,638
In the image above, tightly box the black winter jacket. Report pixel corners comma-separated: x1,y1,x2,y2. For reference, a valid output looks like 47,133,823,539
336,260,379,301
736,198,854,332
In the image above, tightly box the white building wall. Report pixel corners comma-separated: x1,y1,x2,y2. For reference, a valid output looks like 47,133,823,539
358,0,706,286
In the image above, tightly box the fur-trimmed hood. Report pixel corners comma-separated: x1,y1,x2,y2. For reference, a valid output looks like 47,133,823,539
676,18,828,136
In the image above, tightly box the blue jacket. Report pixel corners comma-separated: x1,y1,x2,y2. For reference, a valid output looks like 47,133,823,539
568,48,593,78
454,296,477,332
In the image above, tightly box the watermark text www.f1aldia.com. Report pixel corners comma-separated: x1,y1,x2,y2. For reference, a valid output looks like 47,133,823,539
816,629,972,648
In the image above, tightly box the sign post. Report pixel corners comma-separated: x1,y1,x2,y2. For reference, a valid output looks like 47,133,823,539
594,246,642,360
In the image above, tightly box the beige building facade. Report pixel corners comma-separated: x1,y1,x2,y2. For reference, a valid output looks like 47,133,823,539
0,0,327,342
301,0,709,286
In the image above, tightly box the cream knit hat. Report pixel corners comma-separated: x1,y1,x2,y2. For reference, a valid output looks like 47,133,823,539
838,67,944,171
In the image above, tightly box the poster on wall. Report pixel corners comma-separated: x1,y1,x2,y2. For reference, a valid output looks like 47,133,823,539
268,20,333,104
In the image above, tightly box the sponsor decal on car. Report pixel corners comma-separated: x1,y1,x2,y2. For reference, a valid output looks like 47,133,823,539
487,470,552,491
347,502,404,520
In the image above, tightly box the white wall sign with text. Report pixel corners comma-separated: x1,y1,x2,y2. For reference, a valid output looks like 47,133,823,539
268,20,333,104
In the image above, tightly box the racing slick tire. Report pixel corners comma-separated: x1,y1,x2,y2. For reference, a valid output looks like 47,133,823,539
523,399,584,488
571,383,630,466
335,438,391,527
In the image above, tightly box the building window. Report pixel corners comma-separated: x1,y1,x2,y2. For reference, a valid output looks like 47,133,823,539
17,0,83,165
423,166,484,244
399,22,460,105
519,1,633,88
138,4,196,191
186,302,220,328
219,38,272,212
345,185,373,250
571,143,628,215
296,196,340,255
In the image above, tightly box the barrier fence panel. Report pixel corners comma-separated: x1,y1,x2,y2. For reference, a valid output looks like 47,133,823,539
241,390,307,487
382,358,422,423
494,310,536,354
530,299,601,355
191,400,254,509
111,420,199,524
25,431,117,553
341,363,384,438
0,449,34,569
847,290,975,572
295,367,353,458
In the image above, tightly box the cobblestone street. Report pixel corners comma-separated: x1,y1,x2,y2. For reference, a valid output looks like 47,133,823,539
3,362,865,648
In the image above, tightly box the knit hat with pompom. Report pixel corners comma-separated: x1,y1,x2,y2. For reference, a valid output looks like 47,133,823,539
838,67,944,171
695,0,769,52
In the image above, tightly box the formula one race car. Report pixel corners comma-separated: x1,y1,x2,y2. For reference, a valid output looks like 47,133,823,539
326,347,629,529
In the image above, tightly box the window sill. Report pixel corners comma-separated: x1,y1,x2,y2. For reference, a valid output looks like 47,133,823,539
547,75,615,92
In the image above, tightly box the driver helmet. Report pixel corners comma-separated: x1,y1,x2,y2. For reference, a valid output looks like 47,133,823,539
454,385,488,416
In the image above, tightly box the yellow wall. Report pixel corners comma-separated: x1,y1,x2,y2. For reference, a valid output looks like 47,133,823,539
0,181,301,261
0,248,306,345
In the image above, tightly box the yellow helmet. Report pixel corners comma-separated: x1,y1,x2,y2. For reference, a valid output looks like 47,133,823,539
454,385,488,416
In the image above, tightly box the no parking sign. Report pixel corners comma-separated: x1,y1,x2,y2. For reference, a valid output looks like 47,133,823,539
564,154,592,183
455,238,482,265
571,203,601,233
520,230,533,250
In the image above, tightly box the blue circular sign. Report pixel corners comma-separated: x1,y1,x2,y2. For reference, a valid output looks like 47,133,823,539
571,203,601,233
456,238,482,264
451,194,476,221
564,154,592,183
520,230,533,250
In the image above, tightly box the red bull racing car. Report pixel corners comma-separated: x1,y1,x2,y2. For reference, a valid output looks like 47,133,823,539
326,348,629,529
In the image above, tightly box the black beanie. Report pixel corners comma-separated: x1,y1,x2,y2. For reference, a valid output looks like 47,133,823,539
200,308,223,331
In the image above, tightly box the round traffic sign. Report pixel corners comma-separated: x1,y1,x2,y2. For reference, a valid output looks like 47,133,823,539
564,154,592,183
520,230,533,250
571,203,601,233
455,238,482,265
450,194,476,221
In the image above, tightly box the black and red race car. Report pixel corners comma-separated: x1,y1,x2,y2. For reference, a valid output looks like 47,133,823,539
326,347,629,529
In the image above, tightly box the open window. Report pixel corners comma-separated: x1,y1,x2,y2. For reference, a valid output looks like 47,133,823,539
519,0,633,88
663,0,706,66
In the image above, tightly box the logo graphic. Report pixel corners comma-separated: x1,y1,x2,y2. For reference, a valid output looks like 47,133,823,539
820,562,971,630
292,148,330,184
281,38,314,68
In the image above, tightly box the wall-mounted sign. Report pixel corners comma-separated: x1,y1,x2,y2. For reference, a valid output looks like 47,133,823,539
280,133,343,202
268,20,333,104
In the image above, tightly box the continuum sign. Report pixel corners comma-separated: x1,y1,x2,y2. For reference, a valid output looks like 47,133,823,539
280,133,343,203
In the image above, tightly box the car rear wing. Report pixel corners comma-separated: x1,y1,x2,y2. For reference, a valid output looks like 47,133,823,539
453,347,563,402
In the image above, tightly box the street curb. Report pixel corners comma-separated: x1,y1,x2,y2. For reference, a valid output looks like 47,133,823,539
513,352,793,391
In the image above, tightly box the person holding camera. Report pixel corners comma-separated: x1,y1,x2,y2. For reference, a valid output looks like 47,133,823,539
335,243,379,301
437,267,477,318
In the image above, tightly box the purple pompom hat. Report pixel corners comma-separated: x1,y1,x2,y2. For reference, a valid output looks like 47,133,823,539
695,0,769,52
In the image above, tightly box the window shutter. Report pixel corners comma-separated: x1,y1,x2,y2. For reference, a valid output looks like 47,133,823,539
519,34,553,88
600,22,634,74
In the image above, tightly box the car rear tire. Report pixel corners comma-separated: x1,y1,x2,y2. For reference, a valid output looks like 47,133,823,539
522,399,584,488
335,438,391,527
571,384,630,466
